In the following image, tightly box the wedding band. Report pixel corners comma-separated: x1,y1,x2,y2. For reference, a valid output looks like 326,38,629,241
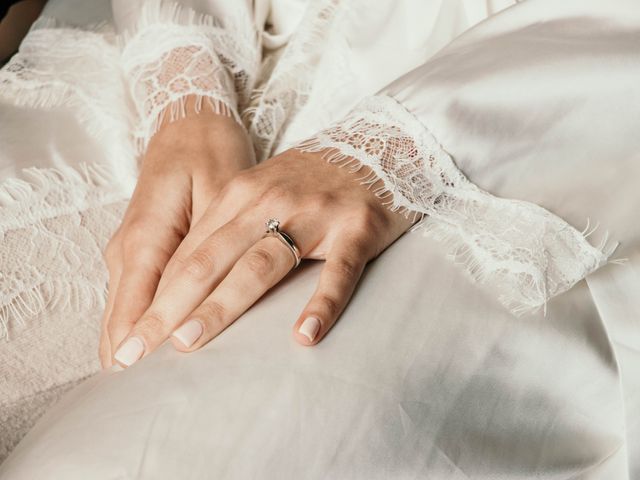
263,218,301,268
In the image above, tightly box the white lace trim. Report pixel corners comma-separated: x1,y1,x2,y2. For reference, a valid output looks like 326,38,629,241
120,0,260,151
0,164,127,340
0,18,135,166
297,95,618,315
0,21,132,339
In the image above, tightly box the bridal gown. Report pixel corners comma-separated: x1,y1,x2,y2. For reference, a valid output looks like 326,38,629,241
0,0,639,478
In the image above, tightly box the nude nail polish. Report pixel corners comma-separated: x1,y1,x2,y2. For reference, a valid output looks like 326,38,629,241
114,337,144,367
172,319,203,348
299,317,320,342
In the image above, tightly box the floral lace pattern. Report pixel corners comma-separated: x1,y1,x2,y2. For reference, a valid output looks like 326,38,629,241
297,95,617,314
0,20,133,338
0,166,127,338
121,0,260,150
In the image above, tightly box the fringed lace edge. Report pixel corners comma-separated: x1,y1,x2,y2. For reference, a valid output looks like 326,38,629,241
296,95,619,316
0,19,136,167
0,163,125,232
117,0,260,92
120,0,258,153
0,279,109,342
0,164,127,339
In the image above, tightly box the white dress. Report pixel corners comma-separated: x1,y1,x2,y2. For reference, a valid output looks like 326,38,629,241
0,0,639,477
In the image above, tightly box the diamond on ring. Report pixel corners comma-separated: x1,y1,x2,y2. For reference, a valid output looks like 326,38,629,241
266,218,280,233
263,218,301,268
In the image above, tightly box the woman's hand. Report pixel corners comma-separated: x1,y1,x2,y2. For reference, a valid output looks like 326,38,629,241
111,148,414,367
100,100,254,368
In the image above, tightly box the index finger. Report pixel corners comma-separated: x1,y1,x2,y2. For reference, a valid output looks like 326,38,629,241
112,215,260,366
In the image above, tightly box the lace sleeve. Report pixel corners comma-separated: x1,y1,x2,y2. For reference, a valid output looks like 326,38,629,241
120,0,260,151
296,95,617,315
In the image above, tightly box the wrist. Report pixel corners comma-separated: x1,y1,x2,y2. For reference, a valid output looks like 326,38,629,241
143,97,255,173
150,96,241,148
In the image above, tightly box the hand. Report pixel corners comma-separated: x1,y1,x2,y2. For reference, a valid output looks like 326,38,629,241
111,147,414,367
100,101,254,367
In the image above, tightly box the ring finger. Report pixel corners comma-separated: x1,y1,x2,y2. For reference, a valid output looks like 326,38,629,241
170,221,315,351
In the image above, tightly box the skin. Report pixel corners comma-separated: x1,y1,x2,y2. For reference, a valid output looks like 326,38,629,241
100,98,255,367
101,107,414,368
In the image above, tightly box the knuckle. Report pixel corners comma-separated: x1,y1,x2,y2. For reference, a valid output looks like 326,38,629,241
166,254,187,274
331,257,361,280
107,316,133,342
261,184,290,204
183,248,215,280
308,191,336,211
137,310,171,337
196,301,227,327
120,221,150,254
244,247,276,277
350,235,373,259
353,205,387,233
225,173,254,198
318,294,341,318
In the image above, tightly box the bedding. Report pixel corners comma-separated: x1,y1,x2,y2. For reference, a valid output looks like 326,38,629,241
0,0,639,477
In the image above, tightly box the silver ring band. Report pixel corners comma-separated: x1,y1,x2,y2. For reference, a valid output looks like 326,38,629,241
264,218,301,268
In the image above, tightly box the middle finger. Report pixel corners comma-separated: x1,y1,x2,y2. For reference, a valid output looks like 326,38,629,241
170,234,300,350
112,215,261,366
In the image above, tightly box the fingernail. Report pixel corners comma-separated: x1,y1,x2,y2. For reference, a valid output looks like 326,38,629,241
298,317,320,342
114,337,145,367
172,319,203,348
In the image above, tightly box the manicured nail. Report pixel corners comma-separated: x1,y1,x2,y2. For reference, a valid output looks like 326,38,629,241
172,319,203,348
298,317,320,342
114,337,144,367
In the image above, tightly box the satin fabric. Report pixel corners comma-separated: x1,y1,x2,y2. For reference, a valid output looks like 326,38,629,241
0,233,631,479
0,0,639,478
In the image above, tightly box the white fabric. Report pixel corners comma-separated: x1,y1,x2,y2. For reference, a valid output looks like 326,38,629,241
0,0,639,477
0,234,632,479
296,95,614,314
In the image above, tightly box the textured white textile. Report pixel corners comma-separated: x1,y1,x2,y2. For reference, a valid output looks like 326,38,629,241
0,0,639,477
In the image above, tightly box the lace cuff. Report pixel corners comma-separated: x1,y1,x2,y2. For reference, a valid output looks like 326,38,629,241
120,0,259,151
297,95,617,315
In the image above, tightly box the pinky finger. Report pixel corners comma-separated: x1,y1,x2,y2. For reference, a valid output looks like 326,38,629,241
293,243,367,346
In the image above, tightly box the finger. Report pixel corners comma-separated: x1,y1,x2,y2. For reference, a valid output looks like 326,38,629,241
99,259,122,368
112,216,261,366
293,238,369,346
106,253,164,359
170,235,298,351
155,191,242,295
